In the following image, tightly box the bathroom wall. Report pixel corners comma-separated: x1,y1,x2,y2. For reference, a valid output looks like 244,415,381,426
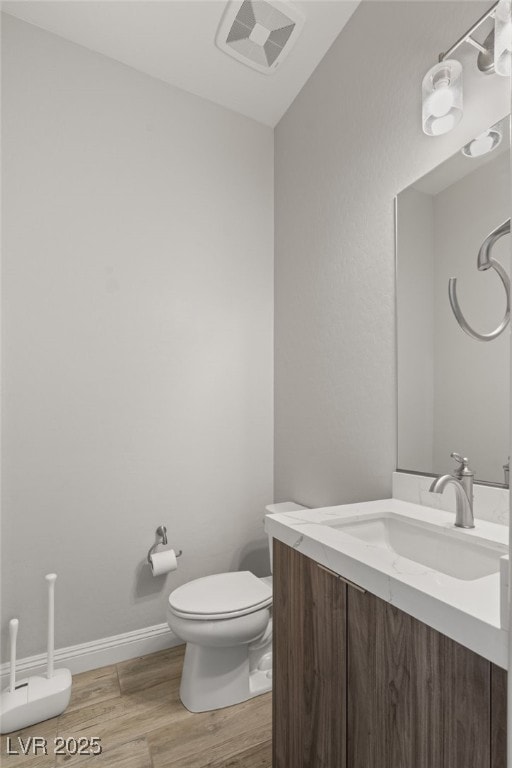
1,15,274,659
275,0,511,507
396,187,434,473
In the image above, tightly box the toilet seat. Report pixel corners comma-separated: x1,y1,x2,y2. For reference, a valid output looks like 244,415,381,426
168,571,272,621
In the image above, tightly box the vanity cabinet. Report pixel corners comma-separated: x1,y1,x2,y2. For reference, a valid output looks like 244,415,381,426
272,537,347,767
272,539,507,768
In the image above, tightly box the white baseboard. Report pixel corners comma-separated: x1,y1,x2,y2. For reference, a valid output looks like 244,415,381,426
1,623,181,689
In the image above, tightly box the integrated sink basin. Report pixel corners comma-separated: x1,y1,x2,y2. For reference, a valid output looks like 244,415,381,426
325,513,507,581
265,497,510,667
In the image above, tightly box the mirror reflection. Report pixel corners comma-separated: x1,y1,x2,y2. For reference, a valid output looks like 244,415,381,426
396,116,511,486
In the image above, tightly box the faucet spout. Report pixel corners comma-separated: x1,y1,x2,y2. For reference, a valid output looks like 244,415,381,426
429,474,456,493
429,474,475,529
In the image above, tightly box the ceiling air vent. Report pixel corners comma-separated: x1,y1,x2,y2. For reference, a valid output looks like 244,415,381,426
216,0,305,75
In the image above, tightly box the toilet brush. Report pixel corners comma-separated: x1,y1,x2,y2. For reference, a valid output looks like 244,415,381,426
46,574,56,679
0,574,72,734
9,619,19,694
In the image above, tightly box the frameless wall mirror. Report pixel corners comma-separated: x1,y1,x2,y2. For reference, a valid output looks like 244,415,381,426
396,115,511,486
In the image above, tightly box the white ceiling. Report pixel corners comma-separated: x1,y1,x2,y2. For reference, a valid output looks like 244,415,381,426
2,0,360,126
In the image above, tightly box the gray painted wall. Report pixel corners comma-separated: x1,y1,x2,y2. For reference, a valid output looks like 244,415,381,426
274,0,510,508
1,15,274,660
396,187,434,473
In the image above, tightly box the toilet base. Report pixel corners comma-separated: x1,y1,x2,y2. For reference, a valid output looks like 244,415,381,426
179,639,272,713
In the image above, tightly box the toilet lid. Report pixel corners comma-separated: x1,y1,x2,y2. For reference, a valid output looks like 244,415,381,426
168,571,272,619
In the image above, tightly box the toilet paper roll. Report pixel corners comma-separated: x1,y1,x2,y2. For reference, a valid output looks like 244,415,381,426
149,549,178,576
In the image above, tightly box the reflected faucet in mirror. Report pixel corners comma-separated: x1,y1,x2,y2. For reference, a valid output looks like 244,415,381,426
429,452,475,528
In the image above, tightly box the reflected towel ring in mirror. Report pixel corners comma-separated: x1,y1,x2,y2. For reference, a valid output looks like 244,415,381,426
448,218,511,342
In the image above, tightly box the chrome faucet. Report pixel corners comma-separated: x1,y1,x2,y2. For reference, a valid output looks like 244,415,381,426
429,452,475,529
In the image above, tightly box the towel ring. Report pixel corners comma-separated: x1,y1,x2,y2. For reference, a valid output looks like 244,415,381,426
448,219,511,342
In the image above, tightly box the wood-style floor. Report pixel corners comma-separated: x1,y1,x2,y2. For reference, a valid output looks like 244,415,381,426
1,646,272,767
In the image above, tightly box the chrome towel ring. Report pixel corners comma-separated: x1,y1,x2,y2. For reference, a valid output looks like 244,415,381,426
448,218,511,342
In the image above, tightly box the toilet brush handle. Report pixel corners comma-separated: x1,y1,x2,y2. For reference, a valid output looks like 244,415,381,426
45,574,57,679
9,618,19,693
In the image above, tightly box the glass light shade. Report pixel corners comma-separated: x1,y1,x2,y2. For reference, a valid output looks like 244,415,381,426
461,128,502,158
422,60,463,136
495,0,512,76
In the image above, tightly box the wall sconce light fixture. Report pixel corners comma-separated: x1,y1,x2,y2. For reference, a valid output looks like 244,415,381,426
422,60,463,136
422,0,511,136
461,125,502,157
495,0,512,75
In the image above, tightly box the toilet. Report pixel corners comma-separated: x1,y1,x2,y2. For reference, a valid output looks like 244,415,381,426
167,501,306,713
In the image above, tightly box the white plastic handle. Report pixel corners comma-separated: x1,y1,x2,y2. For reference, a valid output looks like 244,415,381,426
9,619,19,693
45,573,57,679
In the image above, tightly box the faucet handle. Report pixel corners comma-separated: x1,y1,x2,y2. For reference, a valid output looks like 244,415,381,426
450,452,474,478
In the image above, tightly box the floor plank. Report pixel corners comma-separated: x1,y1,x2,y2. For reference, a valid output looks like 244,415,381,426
148,693,272,768
208,740,272,768
57,680,189,758
117,646,185,695
161,726,272,768
1,716,59,768
66,665,121,713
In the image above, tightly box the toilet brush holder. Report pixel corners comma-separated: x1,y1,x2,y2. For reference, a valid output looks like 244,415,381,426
0,668,72,734
0,574,72,734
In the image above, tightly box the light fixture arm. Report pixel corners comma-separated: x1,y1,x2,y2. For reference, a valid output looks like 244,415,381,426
438,0,499,62
464,36,490,55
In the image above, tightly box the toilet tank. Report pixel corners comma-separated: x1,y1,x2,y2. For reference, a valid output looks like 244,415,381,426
265,501,308,573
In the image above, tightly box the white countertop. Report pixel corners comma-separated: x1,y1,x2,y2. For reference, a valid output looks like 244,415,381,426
265,497,509,669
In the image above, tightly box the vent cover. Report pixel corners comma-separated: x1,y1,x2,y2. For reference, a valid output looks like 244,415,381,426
216,0,305,75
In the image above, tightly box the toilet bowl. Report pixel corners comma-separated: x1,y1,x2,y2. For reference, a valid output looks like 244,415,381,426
167,501,306,713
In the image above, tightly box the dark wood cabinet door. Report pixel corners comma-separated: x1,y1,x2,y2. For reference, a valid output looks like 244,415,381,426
491,663,507,768
442,630,491,768
347,588,491,768
272,539,347,768
273,541,505,768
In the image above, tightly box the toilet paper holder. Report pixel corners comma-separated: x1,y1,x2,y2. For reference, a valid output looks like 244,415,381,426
147,526,182,564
